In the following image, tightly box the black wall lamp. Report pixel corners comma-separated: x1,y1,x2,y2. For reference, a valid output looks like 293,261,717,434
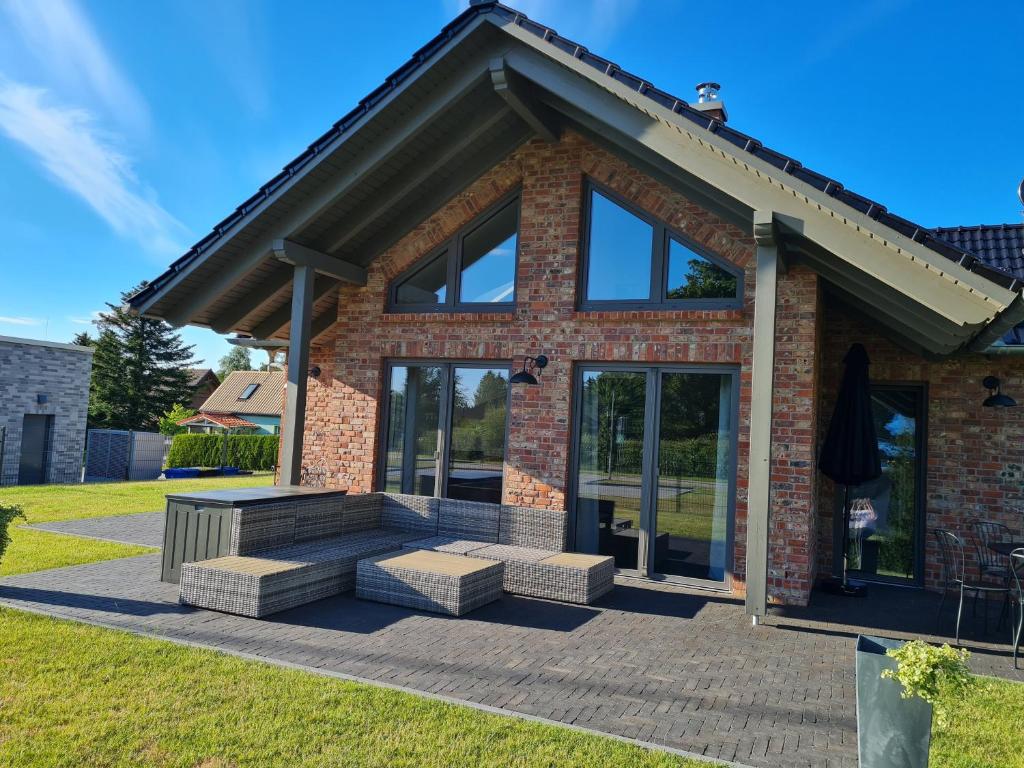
308,365,322,379
510,354,548,385
982,376,1017,408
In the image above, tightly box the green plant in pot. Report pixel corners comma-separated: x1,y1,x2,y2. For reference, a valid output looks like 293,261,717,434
856,636,973,768
0,502,27,569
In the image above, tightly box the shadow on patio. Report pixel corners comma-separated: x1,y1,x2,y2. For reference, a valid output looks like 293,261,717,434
768,582,1022,680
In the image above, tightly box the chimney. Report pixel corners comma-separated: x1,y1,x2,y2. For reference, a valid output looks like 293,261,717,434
691,81,728,123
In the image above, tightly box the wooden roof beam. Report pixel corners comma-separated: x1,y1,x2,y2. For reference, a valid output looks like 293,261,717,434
490,57,560,143
272,239,366,285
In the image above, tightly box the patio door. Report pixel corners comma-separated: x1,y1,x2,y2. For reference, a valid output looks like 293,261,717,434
381,362,509,504
571,365,737,588
834,384,926,586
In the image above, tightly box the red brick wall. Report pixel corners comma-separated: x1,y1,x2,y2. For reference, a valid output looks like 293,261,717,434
817,301,1024,590
299,130,822,604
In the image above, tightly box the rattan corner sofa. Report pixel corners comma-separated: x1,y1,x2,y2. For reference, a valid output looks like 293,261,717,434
178,492,613,618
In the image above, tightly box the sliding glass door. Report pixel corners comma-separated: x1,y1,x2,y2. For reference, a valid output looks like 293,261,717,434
381,362,509,504
572,365,737,587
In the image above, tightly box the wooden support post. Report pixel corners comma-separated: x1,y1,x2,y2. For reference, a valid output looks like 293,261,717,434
746,210,779,622
279,264,314,486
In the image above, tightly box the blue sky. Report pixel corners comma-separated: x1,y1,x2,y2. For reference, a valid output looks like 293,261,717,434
1,0,1021,367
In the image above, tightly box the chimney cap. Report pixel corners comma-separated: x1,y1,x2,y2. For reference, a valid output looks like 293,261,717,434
695,82,722,102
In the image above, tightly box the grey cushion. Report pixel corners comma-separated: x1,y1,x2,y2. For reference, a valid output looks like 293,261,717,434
437,498,500,543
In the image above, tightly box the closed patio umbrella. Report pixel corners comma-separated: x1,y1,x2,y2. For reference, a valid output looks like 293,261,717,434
819,343,882,596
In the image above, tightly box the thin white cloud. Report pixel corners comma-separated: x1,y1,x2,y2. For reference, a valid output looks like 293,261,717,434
2,0,149,131
67,311,103,325
0,315,40,326
0,78,186,256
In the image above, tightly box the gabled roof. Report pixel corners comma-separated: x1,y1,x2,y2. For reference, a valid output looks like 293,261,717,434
187,368,219,388
126,0,1024,357
198,370,284,416
178,412,258,430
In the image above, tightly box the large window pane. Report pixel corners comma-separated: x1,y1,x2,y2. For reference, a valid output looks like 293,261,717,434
383,365,442,495
667,238,738,300
574,370,647,569
395,250,448,305
585,190,652,301
383,367,408,493
458,202,517,304
843,388,922,583
653,372,732,582
446,367,507,504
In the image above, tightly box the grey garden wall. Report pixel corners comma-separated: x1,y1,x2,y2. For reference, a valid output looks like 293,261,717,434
0,335,93,485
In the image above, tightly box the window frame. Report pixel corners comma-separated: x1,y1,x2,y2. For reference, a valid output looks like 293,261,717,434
238,383,259,400
578,180,743,311
387,191,522,313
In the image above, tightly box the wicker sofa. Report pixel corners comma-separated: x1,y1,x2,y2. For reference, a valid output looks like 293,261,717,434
178,492,613,618
403,499,614,605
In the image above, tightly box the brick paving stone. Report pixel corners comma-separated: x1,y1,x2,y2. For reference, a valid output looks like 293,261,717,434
1,556,1022,768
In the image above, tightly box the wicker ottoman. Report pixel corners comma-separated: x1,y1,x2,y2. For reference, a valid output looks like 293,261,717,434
356,550,503,616
471,546,614,604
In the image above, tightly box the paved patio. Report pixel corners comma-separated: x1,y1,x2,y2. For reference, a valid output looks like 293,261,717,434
2,517,1021,768
27,511,165,548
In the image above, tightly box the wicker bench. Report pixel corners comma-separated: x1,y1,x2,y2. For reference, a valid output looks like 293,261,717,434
356,549,504,616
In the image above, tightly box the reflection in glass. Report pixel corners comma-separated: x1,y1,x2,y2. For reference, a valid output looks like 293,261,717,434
446,368,507,504
844,389,920,582
395,250,448,305
383,365,442,495
459,202,517,304
585,190,653,301
666,238,738,300
574,371,647,569
653,373,731,582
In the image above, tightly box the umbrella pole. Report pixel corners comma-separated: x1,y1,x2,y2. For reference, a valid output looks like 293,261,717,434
840,483,852,588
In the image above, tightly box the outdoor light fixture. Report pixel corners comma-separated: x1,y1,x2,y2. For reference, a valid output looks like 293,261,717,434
510,354,549,385
982,376,1017,408
308,365,322,378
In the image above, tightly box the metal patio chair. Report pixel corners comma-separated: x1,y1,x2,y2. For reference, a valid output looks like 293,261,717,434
1010,548,1024,669
933,528,1009,645
968,517,1015,582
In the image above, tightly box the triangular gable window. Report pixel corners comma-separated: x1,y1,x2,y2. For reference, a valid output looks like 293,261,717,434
581,182,742,308
389,194,519,311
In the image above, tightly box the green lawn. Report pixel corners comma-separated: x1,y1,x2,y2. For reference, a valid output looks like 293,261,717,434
0,473,274,524
0,609,700,768
930,675,1024,768
0,474,274,577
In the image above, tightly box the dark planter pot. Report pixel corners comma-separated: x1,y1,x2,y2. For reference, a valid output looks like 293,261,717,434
856,635,932,768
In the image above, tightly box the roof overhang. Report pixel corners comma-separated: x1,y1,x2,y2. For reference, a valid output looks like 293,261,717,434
126,3,1023,357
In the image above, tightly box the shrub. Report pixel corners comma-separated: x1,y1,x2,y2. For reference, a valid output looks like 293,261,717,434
0,502,27,567
158,404,197,436
882,640,974,728
167,433,278,471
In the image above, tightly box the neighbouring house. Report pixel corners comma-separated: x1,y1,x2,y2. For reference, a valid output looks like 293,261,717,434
0,335,93,485
128,0,1024,619
185,368,220,410
178,370,284,435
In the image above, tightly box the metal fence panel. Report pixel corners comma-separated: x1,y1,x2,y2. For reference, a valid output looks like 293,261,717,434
127,431,166,481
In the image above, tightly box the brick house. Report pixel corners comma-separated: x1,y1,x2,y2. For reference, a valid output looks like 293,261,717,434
128,1,1024,618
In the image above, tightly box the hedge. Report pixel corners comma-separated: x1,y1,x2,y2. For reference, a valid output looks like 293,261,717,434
166,433,278,471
